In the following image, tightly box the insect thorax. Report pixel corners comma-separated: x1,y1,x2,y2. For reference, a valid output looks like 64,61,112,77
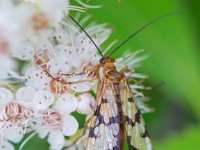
100,57,123,83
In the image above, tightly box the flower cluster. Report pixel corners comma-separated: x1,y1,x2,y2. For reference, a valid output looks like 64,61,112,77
0,0,108,149
0,0,151,149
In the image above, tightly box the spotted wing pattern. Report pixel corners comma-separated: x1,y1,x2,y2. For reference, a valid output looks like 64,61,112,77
86,78,121,150
86,76,153,150
121,77,153,150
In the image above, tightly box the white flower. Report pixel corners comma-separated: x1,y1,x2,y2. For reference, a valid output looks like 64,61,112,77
68,75,94,92
10,41,35,61
77,93,95,114
13,0,69,43
47,49,72,75
55,93,78,115
0,140,15,150
0,87,32,149
16,84,54,111
16,68,80,149
4,128,24,143
0,0,21,53
16,87,36,105
35,109,79,149
32,90,54,110
62,115,79,136
0,87,13,105
0,0,153,149
48,130,65,150
48,115,79,149
25,67,50,91
0,55,17,80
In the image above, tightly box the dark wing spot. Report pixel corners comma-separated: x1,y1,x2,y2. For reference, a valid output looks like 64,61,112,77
112,145,120,150
128,97,135,103
93,105,100,116
102,98,108,103
98,114,104,125
127,136,140,150
110,116,119,124
130,145,140,150
141,126,150,138
135,111,141,123
89,127,96,138
124,115,135,126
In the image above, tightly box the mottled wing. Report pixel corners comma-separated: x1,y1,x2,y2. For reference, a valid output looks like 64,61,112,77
86,79,120,150
121,77,153,150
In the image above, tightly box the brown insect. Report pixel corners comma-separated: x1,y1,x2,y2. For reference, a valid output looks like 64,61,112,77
48,12,178,150
83,56,152,150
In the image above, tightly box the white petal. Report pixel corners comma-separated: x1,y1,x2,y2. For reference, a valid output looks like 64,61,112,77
0,140,14,150
55,93,78,115
62,115,78,136
25,68,50,90
70,82,92,93
48,130,64,150
0,55,16,80
33,90,54,110
48,55,70,75
10,41,35,60
69,75,92,92
77,93,95,115
0,88,13,105
5,127,24,143
58,46,82,69
16,87,35,104
37,128,48,139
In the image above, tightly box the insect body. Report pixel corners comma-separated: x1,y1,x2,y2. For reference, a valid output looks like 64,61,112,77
86,57,152,150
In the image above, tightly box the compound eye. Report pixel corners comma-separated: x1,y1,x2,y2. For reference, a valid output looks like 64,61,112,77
99,58,105,64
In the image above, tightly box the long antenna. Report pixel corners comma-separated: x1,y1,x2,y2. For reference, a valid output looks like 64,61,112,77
109,12,179,57
68,15,104,57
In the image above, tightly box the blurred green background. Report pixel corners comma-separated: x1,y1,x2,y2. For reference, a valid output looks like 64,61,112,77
86,0,200,149
18,0,200,149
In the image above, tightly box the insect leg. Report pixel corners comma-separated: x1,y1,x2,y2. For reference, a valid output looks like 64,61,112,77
84,115,93,127
119,65,135,74
61,72,85,77
44,70,97,85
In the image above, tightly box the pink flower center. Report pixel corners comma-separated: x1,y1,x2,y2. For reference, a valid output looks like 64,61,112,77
42,111,62,130
34,50,49,69
0,37,9,54
50,77,68,94
31,12,49,31
2,102,24,121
